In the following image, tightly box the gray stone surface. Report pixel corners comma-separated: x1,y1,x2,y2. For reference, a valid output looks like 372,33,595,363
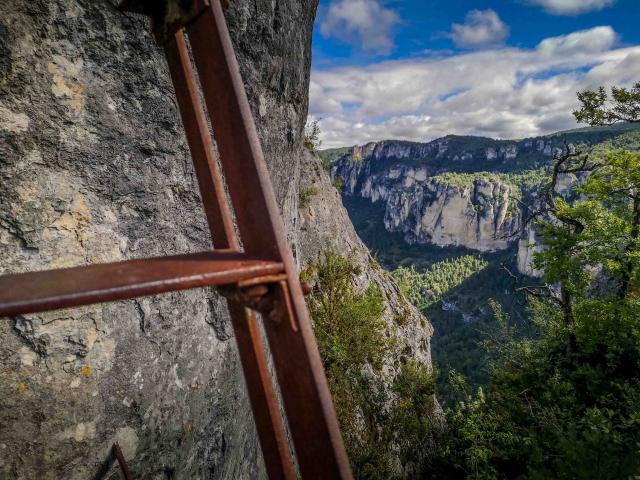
0,0,432,478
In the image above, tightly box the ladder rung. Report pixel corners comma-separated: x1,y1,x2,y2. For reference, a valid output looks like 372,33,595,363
0,251,284,318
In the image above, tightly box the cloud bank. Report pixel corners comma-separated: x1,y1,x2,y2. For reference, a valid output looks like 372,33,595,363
310,26,640,148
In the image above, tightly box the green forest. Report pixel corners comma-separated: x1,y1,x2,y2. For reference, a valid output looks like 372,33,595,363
393,255,489,311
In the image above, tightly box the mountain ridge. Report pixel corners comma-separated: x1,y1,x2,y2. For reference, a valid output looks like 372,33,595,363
321,122,640,161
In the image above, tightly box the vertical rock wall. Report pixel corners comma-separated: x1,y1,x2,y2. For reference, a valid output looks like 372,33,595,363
0,0,317,478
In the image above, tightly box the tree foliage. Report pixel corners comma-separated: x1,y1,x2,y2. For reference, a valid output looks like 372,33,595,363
435,149,640,479
306,250,439,479
534,149,640,302
574,82,640,126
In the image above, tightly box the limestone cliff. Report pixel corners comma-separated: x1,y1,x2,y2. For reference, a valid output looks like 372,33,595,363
327,130,627,270
330,141,524,252
517,225,544,278
384,177,519,252
0,1,432,478
515,171,579,278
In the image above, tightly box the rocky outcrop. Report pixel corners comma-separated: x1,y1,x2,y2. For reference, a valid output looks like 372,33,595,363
518,225,544,277
515,171,579,277
486,144,518,160
1,1,433,478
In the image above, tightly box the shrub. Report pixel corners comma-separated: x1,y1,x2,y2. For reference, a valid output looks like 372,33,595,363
304,119,322,152
308,250,387,372
299,185,319,209
306,250,440,478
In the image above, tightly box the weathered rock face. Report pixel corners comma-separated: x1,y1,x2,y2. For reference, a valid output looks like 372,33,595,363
384,178,520,251
0,1,432,478
0,0,286,478
331,149,521,252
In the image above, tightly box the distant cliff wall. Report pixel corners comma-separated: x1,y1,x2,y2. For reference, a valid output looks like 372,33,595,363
330,141,525,252
328,136,590,270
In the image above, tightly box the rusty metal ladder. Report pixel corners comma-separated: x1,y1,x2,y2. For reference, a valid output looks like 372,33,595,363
0,1,353,478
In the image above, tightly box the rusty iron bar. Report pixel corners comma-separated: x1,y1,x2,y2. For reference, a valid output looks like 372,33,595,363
0,250,283,318
237,274,288,289
164,28,237,250
113,443,134,480
165,28,297,480
226,302,298,480
187,2,353,478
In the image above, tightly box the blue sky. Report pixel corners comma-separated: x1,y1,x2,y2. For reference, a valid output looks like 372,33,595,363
310,0,640,148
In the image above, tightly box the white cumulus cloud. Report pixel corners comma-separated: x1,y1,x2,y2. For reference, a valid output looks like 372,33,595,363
537,26,617,56
320,0,401,55
526,0,616,15
449,9,510,49
310,26,640,148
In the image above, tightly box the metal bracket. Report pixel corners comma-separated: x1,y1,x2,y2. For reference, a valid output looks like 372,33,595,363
218,276,310,332
119,0,230,43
